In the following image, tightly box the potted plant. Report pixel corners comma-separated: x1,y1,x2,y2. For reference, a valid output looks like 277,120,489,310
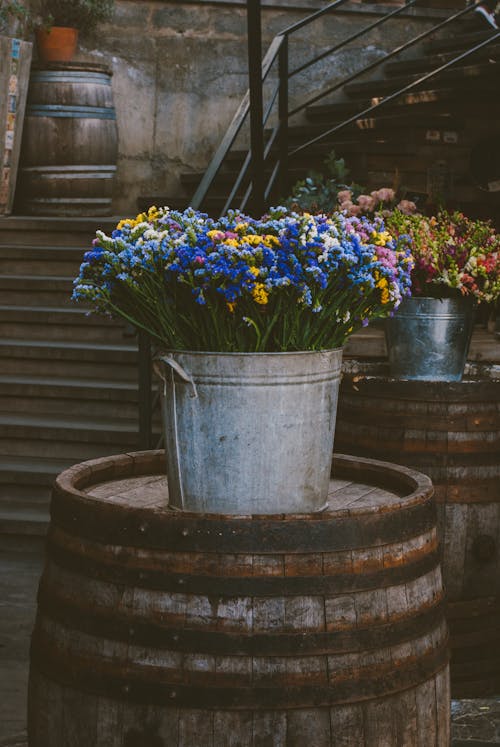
383,209,500,381
33,0,114,62
0,0,32,215
72,204,412,514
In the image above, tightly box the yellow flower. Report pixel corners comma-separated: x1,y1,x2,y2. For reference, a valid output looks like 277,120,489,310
376,276,390,304
147,205,160,220
116,218,134,230
263,234,280,247
371,230,391,246
207,229,225,241
248,266,260,277
246,234,264,246
252,283,269,305
227,301,237,313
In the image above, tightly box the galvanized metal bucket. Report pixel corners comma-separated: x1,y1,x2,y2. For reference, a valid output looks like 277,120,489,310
155,349,343,514
385,296,476,382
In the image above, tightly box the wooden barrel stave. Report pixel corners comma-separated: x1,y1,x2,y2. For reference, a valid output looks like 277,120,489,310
29,667,450,747
17,63,117,216
28,451,449,746
336,367,500,697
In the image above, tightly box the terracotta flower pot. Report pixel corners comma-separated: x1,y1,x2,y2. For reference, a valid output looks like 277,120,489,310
36,26,78,62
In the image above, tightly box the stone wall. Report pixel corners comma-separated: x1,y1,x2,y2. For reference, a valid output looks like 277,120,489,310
59,0,442,214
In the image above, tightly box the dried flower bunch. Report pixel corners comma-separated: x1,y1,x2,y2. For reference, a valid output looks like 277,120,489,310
385,209,500,303
73,205,413,352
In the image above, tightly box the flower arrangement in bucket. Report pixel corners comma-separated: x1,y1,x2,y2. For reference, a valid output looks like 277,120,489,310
383,209,500,381
73,205,413,514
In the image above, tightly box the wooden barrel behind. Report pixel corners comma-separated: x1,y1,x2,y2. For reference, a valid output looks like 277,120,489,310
336,364,500,697
28,450,450,747
17,61,117,216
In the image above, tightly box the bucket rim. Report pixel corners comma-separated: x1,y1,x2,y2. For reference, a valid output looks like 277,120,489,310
155,347,344,359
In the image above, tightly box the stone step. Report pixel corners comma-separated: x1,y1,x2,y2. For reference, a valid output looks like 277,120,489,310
383,41,500,77
0,455,77,535
0,504,51,536
343,60,498,98
0,375,141,420
0,275,74,306
0,305,130,344
0,215,117,247
0,411,139,460
305,85,496,124
0,338,138,380
0,486,52,532
0,454,75,487
0,245,87,276
424,29,497,55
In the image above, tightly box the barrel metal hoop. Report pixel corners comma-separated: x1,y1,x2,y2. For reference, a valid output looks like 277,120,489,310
30,630,449,708
35,584,446,657
44,538,441,597
27,104,117,119
30,71,112,84
49,491,437,553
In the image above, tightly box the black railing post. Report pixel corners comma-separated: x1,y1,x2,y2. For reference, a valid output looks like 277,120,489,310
246,0,265,216
138,330,153,450
277,35,289,201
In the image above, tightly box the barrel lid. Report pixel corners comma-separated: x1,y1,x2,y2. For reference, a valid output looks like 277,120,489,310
31,60,112,76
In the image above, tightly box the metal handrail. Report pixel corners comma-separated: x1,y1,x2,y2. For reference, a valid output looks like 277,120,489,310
190,34,283,210
289,1,486,119
190,0,349,211
289,0,417,82
190,0,494,215
290,27,500,157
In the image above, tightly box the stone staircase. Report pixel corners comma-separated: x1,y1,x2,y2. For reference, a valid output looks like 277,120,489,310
0,217,140,536
146,26,500,219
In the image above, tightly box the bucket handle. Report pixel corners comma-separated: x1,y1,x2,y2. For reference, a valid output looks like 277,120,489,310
152,355,198,511
153,355,198,398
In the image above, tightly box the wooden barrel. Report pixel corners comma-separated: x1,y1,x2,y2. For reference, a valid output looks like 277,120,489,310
28,450,450,747
336,362,500,697
17,61,117,216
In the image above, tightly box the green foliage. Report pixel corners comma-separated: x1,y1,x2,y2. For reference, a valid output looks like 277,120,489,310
285,150,365,213
0,1,30,36
35,0,114,32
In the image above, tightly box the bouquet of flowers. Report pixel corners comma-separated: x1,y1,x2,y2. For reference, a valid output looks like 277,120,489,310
384,209,500,303
73,205,413,352
337,187,417,218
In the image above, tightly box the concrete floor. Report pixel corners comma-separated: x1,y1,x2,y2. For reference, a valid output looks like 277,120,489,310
1,537,499,746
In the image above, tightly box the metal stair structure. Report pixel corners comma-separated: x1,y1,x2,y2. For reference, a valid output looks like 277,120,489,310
0,217,140,536
143,4,500,219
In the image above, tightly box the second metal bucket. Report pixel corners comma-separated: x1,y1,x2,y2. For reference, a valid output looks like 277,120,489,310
385,296,475,382
156,348,343,514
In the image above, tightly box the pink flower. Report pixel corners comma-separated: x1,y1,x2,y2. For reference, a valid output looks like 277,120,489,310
357,194,376,212
396,200,417,215
371,188,395,203
337,190,352,204
344,202,362,216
